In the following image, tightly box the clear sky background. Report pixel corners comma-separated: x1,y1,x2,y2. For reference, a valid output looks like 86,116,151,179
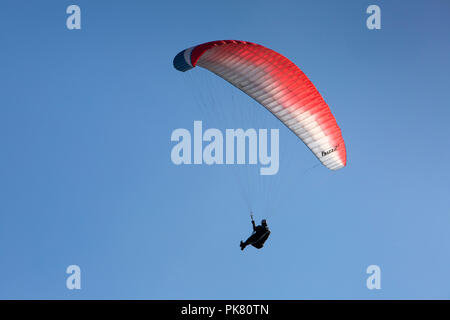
1,0,449,299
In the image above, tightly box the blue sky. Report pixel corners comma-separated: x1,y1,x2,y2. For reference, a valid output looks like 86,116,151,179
0,0,449,299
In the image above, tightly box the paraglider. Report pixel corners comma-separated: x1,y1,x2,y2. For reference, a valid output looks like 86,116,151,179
240,214,271,250
173,40,347,251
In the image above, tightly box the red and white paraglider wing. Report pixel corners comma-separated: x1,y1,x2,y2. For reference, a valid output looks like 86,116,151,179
173,40,346,170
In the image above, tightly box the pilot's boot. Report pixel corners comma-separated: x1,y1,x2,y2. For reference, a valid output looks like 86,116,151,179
240,241,246,250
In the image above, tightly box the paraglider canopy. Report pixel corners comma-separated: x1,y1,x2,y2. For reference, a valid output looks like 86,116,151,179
173,40,347,170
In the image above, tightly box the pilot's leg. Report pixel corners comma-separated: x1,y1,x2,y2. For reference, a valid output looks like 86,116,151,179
241,233,259,250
